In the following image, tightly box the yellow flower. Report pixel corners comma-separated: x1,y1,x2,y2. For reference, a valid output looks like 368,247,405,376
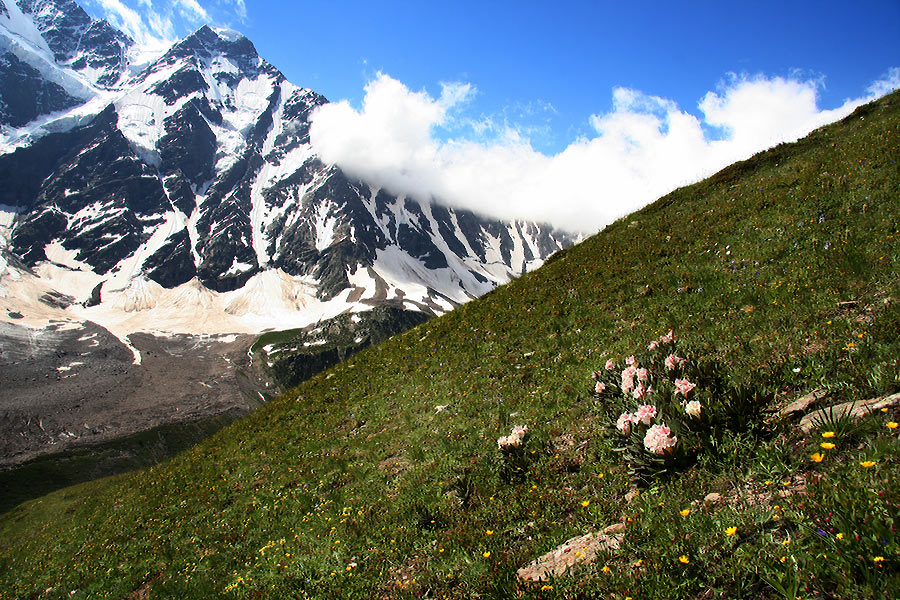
887,422,898,430
874,556,885,564
810,452,824,463
779,556,787,563
680,509,691,517
678,555,690,564
601,565,611,573
725,526,737,537
541,585,554,591
820,442,835,450
581,500,590,507
597,473,605,478
836,533,844,540
485,530,494,536
483,551,491,558
822,431,835,438
860,460,876,468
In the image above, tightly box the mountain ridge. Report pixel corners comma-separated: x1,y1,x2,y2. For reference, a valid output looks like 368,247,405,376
1,0,574,342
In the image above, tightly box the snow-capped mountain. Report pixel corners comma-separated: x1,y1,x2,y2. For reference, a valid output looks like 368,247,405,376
0,0,573,340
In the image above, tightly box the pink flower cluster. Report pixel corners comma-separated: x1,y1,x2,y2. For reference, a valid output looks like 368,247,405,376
617,404,662,435
645,330,675,351
665,354,687,371
633,404,657,425
616,411,633,435
643,423,678,455
497,425,529,450
673,378,697,397
622,363,654,398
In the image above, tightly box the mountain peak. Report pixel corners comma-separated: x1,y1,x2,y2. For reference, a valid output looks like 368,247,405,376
15,0,133,88
169,24,259,63
1,0,573,340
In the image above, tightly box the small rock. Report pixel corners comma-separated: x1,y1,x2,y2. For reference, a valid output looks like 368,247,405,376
704,492,722,505
601,522,627,535
517,526,626,582
778,388,829,419
798,392,900,433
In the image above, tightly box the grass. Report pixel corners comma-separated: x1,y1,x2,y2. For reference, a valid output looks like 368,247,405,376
0,412,239,514
1,91,899,599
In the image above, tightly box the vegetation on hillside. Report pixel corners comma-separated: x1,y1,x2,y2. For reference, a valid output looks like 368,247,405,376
1,91,899,599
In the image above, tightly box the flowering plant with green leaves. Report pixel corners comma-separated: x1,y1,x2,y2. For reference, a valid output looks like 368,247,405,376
592,331,772,483
495,424,534,482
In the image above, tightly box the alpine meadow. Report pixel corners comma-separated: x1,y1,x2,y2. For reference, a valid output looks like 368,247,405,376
2,84,899,598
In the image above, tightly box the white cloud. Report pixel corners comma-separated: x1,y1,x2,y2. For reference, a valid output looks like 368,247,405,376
92,0,247,46
867,67,900,98
175,0,209,22
96,0,161,45
145,9,174,39
229,0,247,21
310,70,897,234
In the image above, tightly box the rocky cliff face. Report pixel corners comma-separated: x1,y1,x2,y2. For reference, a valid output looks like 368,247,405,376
1,0,573,332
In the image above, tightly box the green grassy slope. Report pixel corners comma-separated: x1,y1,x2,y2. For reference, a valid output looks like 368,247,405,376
2,91,899,599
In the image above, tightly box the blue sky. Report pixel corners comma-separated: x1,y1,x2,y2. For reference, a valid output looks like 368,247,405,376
83,0,900,231
243,0,900,153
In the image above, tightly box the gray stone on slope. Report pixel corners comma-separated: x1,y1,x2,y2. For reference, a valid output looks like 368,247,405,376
798,392,900,433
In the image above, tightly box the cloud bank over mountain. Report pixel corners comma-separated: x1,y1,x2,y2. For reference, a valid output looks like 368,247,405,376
309,70,900,233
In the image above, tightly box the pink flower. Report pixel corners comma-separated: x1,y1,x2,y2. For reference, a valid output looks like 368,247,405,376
674,378,696,397
605,358,615,371
636,367,649,382
625,355,636,366
511,425,528,438
621,366,636,393
648,340,659,351
665,355,688,370
643,423,678,455
660,330,675,344
632,384,647,400
595,381,607,394
633,404,657,425
498,425,529,449
616,412,633,435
